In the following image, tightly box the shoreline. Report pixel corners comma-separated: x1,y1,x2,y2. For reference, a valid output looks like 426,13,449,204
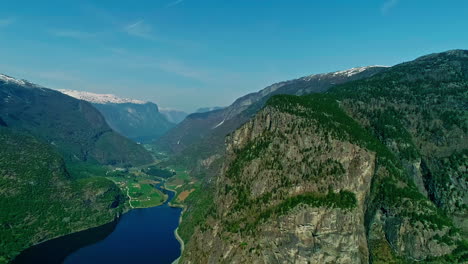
165,185,187,264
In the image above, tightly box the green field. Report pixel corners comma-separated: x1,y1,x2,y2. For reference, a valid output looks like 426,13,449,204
165,167,191,188
107,176,166,208
163,166,200,206
133,147,200,207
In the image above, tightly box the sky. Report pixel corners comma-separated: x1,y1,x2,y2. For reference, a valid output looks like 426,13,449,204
0,0,467,112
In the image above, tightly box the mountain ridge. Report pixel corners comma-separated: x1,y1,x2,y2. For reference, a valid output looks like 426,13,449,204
59,89,147,104
0,75,153,166
155,65,388,170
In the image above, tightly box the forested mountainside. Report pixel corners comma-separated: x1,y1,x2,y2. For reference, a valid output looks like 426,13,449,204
59,89,175,143
329,50,468,231
156,65,387,170
0,77,153,166
0,127,125,263
179,50,467,263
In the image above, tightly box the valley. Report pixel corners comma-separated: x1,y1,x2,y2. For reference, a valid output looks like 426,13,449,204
2,1,466,263
1,50,467,264
10,148,198,264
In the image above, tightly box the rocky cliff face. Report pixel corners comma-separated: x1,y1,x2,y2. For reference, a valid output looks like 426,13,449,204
160,108,188,124
92,102,174,143
183,105,376,263
182,95,465,264
331,50,468,263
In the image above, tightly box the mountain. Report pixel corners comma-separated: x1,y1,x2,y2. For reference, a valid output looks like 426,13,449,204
0,75,153,166
195,106,225,113
59,90,175,143
179,50,468,263
160,108,188,124
155,65,388,167
0,127,125,263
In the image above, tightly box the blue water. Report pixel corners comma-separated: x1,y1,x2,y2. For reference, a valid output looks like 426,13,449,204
13,183,183,264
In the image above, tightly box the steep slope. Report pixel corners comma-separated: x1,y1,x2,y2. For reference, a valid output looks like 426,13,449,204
0,127,125,263
59,89,174,143
182,96,376,263
156,66,387,165
180,50,467,263
182,95,464,263
0,76,153,166
327,50,468,262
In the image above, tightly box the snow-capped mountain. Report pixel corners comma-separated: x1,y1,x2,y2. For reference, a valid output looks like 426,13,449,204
0,73,153,166
0,73,44,88
0,74,27,86
59,89,147,104
57,89,175,142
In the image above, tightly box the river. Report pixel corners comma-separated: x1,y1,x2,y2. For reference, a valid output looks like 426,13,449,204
13,182,183,264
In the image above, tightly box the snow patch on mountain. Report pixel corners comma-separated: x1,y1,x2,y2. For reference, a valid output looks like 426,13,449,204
302,65,389,81
213,119,225,129
59,89,147,104
0,74,27,86
331,65,388,77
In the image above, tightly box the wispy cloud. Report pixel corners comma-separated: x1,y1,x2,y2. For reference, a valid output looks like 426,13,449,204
82,4,195,47
156,60,207,81
37,71,80,82
109,47,127,54
123,20,155,40
49,29,95,39
0,18,15,27
122,20,197,48
84,54,226,83
150,59,241,84
166,0,184,7
381,0,399,15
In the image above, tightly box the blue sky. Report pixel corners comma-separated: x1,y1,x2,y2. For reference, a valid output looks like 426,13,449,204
0,0,467,112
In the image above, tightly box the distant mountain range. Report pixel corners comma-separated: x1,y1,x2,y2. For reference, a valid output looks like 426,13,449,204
160,108,188,124
59,90,176,143
155,65,388,162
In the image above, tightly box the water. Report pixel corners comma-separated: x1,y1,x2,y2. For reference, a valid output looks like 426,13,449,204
13,183,183,264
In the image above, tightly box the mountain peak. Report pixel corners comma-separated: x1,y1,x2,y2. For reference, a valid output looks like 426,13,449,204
330,65,390,77
0,73,43,88
303,65,389,81
59,89,147,105
0,74,26,86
